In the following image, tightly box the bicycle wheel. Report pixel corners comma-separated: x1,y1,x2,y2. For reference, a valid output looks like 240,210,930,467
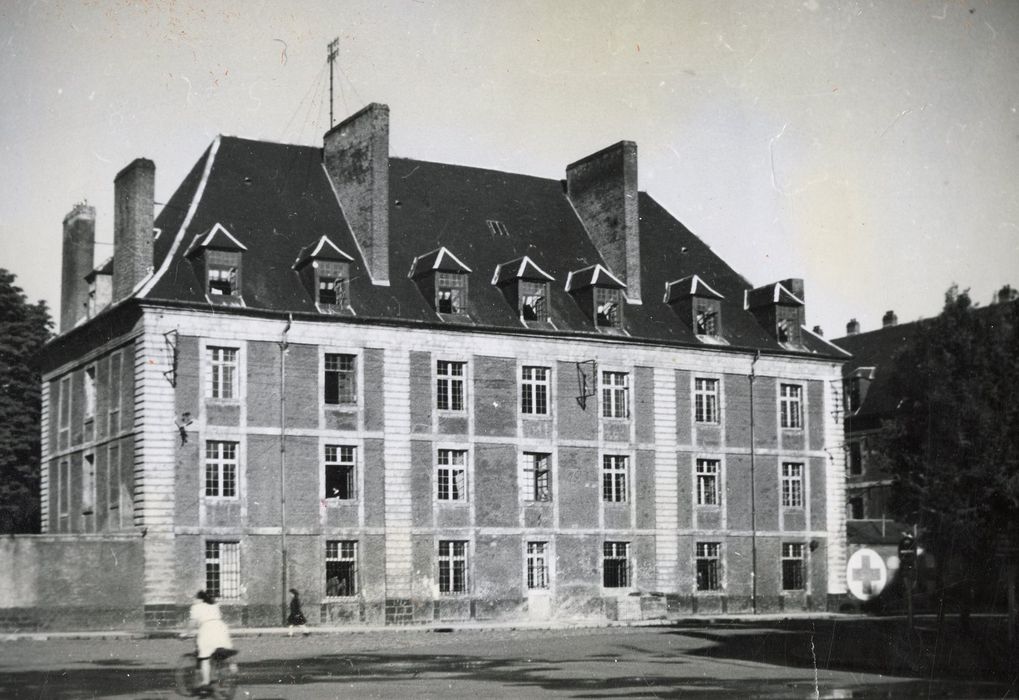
211,659,238,700
174,653,200,697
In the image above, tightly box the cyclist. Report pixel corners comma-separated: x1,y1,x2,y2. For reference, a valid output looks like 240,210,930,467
188,589,235,692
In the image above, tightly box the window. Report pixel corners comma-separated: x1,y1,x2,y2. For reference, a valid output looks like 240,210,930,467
107,443,120,523
436,449,468,501
82,454,95,515
780,384,803,429
520,281,548,322
84,366,96,420
486,219,509,237
848,496,864,520
436,360,465,412
601,371,629,419
317,261,349,307
324,353,356,405
57,376,71,447
695,459,720,506
108,352,122,434
207,250,241,297
324,445,356,500
523,452,552,502
603,541,629,588
57,459,69,519
781,462,804,508
782,543,806,590
776,306,801,345
847,441,863,476
695,299,721,336
436,272,468,314
205,541,241,599
696,542,721,591
208,347,238,400
438,540,468,594
527,541,549,590
602,454,628,503
521,366,550,415
326,541,358,597
694,378,719,423
205,441,238,498
594,287,622,328
844,377,860,413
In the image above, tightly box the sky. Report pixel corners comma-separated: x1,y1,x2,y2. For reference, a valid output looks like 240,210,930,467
1,0,1016,338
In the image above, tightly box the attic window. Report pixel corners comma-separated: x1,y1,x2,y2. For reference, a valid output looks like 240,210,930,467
695,299,721,336
437,272,468,314
776,306,801,345
520,281,548,322
486,220,509,237
595,287,623,328
317,261,350,307
208,250,241,297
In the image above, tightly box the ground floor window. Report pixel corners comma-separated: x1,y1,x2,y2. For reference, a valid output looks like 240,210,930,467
326,540,357,597
603,541,629,588
782,543,806,591
695,542,721,591
205,541,240,599
439,540,468,594
527,541,549,590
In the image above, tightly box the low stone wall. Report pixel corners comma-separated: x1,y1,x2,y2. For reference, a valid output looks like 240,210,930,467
0,534,144,632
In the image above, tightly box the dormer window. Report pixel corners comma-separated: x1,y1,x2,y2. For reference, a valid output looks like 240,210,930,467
745,279,806,349
185,223,247,307
664,275,725,343
492,256,555,327
409,247,473,319
293,235,354,314
565,264,627,334
775,305,801,345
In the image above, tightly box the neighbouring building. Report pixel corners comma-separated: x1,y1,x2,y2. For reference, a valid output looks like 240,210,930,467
36,104,849,629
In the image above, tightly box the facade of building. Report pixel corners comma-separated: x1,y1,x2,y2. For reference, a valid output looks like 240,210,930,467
40,104,849,628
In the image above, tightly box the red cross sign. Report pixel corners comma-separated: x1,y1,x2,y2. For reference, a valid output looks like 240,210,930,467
846,548,888,601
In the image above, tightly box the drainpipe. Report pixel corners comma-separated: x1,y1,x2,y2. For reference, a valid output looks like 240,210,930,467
279,314,292,624
749,350,760,614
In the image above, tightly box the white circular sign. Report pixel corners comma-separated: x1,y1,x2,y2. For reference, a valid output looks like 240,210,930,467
846,548,888,601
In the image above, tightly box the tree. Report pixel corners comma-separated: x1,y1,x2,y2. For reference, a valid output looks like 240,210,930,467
0,269,52,533
879,286,1019,622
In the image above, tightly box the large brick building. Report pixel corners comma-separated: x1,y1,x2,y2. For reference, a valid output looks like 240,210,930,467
39,104,849,628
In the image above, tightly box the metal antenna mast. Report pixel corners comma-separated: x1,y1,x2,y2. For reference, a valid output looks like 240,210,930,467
327,37,339,127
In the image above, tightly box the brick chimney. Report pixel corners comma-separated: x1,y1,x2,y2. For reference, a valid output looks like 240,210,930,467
846,318,860,336
323,103,390,285
812,325,824,337
882,310,898,328
566,141,641,303
60,203,95,332
996,284,1017,304
113,158,155,302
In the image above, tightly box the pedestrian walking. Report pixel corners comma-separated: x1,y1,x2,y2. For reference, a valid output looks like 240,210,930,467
287,588,309,636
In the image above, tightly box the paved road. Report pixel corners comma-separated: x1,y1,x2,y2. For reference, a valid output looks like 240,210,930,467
0,623,1010,698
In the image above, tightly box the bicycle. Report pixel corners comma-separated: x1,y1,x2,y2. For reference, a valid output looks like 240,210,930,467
174,647,239,699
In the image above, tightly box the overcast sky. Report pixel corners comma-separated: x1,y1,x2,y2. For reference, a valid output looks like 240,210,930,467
2,0,1016,337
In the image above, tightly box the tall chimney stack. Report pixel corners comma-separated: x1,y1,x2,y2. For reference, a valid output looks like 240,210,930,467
566,141,641,303
846,318,860,336
60,203,95,332
882,310,898,328
113,158,155,302
323,103,390,285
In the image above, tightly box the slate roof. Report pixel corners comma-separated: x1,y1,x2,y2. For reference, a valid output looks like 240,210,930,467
140,135,844,357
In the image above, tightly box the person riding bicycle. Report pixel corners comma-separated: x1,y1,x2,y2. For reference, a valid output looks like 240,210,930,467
188,590,235,692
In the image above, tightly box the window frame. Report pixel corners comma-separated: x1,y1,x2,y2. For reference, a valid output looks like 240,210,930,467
694,298,722,337
106,442,121,527
602,454,629,503
83,365,96,422
695,458,721,507
695,542,722,592
438,540,468,595
57,375,71,448
526,541,550,591
325,540,358,598
520,365,550,416
205,540,241,600
207,346,239,401
324,352,358,407
522,452,552,502
776,306,801,345
436,360,466,413
602,541,630,589
779,383,804,430
204,440,239,500
82,453,96,516
108,351,122,435
848,496,865,520
324,444,357,501
781,461,804,509
316,260,350,309
693,377,719,424
781,542,806,591
601,370,630,419
847,440,863,476
206,250,242,299
57,458,70,522
436,271,468,315
436,448,468,503
519,280,549,322
594,286,623,329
